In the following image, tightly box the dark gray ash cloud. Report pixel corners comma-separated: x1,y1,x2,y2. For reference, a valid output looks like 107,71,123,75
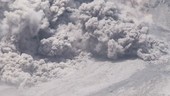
0,0,168,86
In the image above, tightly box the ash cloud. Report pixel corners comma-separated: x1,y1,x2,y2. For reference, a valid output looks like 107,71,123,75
0,0,168,85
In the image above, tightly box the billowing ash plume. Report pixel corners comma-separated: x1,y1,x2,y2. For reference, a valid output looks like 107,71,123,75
0,0,168,85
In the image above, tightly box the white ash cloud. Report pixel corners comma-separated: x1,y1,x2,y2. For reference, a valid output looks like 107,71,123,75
0,0,168,85
38,23,82,57
0,52,88,86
